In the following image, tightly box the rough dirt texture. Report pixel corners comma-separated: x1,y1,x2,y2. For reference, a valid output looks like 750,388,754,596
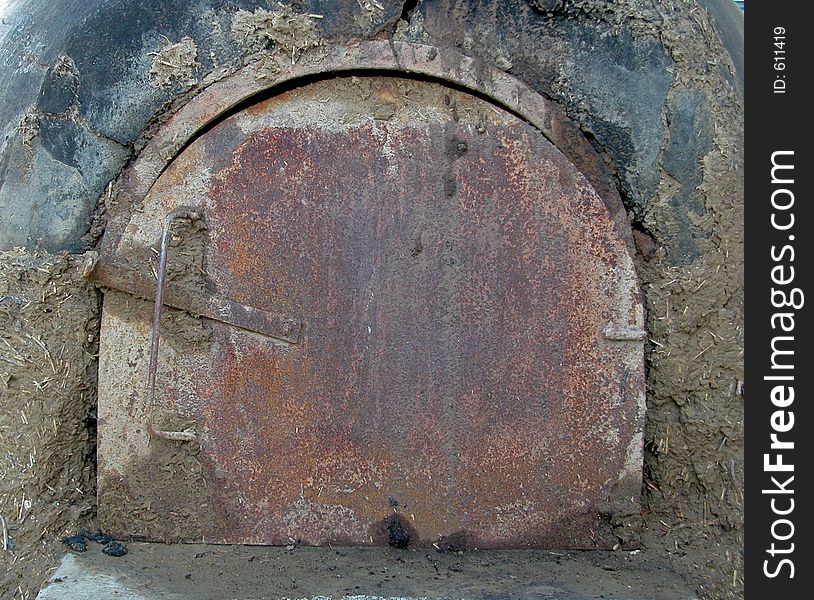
38,543,697,599
0,250,100,599
148,37,199,89
97,423,216,543
151,218,215,351
596,4,744,599
231,8,323,57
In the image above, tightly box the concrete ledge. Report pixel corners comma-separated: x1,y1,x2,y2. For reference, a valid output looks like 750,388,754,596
37,543,697,599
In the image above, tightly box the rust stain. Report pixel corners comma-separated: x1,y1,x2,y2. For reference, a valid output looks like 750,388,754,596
96,76,644,549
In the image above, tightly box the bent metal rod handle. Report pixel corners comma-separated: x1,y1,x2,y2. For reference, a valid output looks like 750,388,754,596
147,209,201,442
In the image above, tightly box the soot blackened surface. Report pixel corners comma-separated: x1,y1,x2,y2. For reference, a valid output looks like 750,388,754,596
387,514,414,549
370,514,419,549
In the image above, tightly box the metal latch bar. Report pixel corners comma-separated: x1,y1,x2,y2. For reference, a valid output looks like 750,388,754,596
86,259,303,344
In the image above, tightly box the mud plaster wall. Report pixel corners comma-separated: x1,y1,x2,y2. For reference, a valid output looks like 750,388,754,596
0,1,743,599
0,252,99,598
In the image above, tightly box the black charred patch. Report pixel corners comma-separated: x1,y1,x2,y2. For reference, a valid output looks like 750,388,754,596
371,513,419,549
61,530,126,556
387,514,413,548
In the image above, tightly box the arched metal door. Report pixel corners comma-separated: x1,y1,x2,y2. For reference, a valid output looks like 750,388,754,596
94,73,645,549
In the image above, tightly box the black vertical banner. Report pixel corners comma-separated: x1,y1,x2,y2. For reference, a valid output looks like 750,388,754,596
745,2,811,598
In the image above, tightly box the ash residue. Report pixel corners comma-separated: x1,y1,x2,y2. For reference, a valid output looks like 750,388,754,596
0,249,100,599
231,8,322,59
149,36,199,89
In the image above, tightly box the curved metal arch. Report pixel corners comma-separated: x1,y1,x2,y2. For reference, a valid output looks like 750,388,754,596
111,40,626,244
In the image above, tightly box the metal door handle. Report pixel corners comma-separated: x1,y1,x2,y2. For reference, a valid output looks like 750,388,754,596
147,209,202,442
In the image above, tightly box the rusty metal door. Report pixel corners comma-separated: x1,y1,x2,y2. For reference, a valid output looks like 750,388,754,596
95,75,645,549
